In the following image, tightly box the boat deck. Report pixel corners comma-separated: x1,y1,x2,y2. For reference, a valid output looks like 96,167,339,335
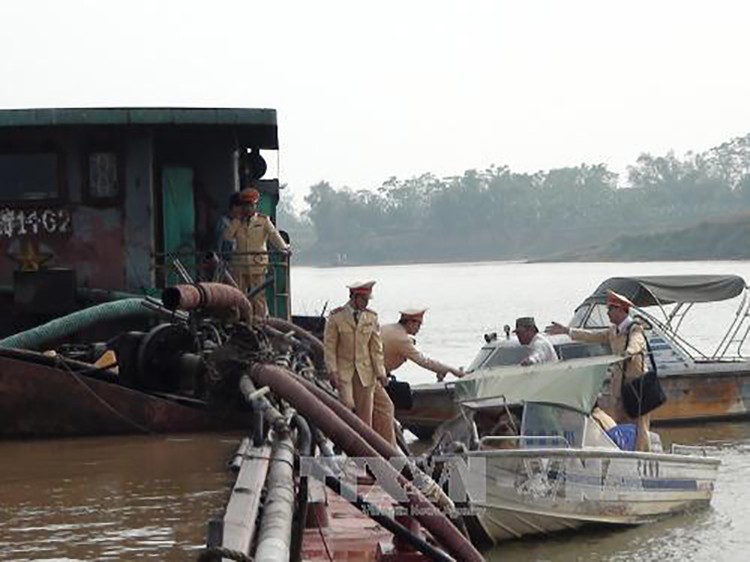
301,479,430,562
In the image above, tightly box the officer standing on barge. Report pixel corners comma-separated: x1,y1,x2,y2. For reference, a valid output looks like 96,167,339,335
223,187,289,316
323,281,387,429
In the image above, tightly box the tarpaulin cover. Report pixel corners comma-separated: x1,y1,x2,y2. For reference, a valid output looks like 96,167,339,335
581,275,746,307
453,356,617,414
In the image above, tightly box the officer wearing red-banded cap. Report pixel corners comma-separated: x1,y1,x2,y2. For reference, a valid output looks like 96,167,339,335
223,187,289,316
382,308,464,381
548,289,654,451
323,281,387,430
373,308,463,446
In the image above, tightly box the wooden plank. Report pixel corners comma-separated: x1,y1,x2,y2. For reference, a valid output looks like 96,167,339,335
223,444,272,557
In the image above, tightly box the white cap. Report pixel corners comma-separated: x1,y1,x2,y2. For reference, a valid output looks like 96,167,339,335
399,308,427,320
347,280,376,296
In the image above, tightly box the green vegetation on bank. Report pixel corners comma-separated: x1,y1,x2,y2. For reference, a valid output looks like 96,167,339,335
278,133,750,265
550,213,750,262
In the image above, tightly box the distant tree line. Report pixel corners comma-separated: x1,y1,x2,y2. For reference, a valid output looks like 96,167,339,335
277,133,750,265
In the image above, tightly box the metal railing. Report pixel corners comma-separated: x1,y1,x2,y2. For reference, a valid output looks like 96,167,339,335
479,435,571,449
150,250,291,319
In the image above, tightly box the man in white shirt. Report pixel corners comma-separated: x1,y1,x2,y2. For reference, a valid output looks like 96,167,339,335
515,317,558,366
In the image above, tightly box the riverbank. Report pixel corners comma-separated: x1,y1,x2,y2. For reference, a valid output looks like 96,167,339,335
543,213,750,262
290,213,750,267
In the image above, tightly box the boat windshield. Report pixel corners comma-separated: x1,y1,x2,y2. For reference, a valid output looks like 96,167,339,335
465,345,497,372
572,303,610,329
521,403,585,448
481,346,530,369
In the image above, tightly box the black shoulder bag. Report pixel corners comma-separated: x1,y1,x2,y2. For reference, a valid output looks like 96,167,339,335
386,374,414,410
620,326,667,418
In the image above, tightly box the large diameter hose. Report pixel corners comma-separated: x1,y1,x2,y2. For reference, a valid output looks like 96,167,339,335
0,298,154,351
294,375,455,514
258,319,453,511
261,317,326,372
161,283,252,322
249,364,484,562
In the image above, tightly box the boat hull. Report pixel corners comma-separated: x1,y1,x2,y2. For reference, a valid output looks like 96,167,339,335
398,366,750,439
451,448,718,544
0,354,252,438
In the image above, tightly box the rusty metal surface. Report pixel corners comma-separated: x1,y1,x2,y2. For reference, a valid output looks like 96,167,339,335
0,355,251,438
162,282,252,321
612,371,750,424
0,205,125,289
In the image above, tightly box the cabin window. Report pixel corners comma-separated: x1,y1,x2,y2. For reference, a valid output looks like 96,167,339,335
0,152,60,201
87,152,119,200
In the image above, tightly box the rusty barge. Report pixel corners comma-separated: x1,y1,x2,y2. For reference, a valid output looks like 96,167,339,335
0,107,297,438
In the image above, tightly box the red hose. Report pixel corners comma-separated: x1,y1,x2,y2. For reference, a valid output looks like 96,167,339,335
250,363,484,562
161,283,253,322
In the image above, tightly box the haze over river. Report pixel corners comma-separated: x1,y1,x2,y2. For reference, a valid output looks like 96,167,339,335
2,261,750,561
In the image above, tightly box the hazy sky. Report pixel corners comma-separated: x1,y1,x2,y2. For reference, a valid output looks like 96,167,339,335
2,1,749,203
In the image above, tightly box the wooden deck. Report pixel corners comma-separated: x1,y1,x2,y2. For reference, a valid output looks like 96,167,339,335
301,478,430,562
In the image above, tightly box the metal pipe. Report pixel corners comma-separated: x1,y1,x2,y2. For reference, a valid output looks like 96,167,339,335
239,375,288,436
249,363,483,562
247,275,274,300
289,415,311,562
203,252,240,288
230,438,250,472
260,317,326,373
254,436,296,562
161,283,252,322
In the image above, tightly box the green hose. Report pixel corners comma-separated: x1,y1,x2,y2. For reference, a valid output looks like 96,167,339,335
0,298,155,351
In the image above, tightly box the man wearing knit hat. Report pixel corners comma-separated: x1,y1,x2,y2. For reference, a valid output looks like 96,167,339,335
223,187,289,316
324,281,387,430
548,290,654,451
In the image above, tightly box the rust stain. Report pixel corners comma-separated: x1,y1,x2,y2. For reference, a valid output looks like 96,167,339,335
0,206,126,289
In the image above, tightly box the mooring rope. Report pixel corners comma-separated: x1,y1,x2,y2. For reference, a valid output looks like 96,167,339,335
56,355,153,434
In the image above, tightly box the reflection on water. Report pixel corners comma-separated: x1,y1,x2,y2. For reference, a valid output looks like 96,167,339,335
0,434,237,561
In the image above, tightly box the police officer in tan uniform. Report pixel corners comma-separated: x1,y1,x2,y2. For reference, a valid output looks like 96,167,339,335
382,309,464,381
223,187,289,317
548,290,653,452
324,281,387,429
372,308,464,446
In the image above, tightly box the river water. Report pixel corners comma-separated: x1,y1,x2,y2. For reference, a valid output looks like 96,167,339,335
2,261,750,561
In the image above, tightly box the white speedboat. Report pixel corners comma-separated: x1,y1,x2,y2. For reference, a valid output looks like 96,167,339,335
398,274,750,439
431,358,720,545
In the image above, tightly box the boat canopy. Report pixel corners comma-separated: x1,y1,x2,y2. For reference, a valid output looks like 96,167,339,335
453,356,617,414
580,275,746,308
